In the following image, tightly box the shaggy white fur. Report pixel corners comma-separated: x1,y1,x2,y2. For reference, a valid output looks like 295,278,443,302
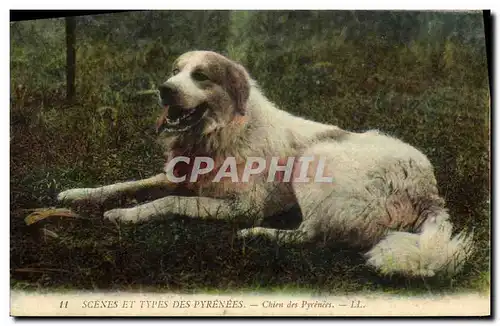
58,51,474,278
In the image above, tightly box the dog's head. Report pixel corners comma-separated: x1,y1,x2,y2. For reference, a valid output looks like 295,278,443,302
156,51,251,134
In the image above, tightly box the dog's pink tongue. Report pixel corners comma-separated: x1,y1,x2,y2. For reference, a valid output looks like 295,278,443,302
155,105,169,133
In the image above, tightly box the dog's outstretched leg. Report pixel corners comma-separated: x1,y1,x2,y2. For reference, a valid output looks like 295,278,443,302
237,225,316,245
57,173,172,204
103,196,259,223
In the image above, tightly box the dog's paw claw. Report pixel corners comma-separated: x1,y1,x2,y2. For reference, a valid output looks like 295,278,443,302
104,209,138,224
103,209,124,223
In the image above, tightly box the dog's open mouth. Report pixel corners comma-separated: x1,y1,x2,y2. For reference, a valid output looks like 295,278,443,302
156,103,208,133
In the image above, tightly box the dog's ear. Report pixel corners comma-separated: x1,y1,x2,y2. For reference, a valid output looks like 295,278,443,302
225,62,250,116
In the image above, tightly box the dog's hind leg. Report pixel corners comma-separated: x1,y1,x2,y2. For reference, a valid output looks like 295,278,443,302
58,173,173,204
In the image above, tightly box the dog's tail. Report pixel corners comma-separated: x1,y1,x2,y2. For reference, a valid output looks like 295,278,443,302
365,208,474,277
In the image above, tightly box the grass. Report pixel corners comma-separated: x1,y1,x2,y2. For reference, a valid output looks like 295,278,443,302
10,14,490,295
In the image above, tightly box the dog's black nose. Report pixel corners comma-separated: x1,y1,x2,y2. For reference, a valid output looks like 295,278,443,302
158,83,178,104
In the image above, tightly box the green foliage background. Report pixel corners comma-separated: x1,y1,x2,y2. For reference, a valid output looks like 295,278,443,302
10,11,490,294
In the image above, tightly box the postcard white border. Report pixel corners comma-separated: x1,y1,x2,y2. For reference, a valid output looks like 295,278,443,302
10,291,491,317
4,4,497,324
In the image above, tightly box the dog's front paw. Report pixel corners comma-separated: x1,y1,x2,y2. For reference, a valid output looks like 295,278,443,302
57,188,94,203
237,227,266,239
104,208,141,224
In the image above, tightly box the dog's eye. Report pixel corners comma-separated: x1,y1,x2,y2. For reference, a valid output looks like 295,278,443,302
172,68,180,75
192,71,209,82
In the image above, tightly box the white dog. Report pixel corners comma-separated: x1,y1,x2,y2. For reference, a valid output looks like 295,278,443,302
58,50,473,278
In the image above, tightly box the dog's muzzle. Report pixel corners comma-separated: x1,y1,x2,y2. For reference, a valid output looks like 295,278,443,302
156,103,208,134
156,83,209,133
